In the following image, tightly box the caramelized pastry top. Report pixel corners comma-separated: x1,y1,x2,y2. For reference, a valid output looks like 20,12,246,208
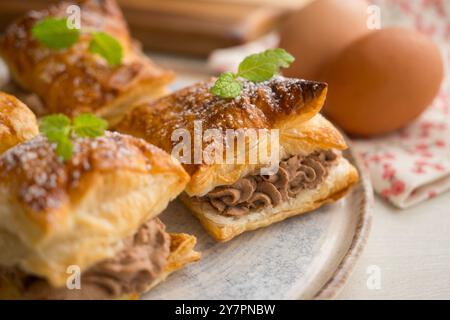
0,92,39,153
0,0,173,116
117,76,327,172
0,131,185,217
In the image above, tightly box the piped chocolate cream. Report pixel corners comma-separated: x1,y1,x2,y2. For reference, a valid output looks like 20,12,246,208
0,219,170,300
197,150,337,217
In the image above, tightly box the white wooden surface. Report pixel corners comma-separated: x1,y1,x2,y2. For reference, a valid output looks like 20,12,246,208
338,193,450,299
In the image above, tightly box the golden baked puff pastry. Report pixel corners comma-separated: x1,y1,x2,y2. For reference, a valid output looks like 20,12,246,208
117,76,359,242
0,0,174,126
0,92,39,154
0,132,200,299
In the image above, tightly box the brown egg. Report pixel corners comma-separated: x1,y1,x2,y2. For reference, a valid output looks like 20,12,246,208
279,0,372,80
320,27,444,137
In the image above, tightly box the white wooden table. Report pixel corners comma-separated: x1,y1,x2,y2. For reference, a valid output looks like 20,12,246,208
338,193,450,299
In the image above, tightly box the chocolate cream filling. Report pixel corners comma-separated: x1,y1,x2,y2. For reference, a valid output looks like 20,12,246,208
0,219,170,300
196,150,337,217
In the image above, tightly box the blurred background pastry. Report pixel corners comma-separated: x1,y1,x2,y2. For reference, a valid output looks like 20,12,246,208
0,0,174,126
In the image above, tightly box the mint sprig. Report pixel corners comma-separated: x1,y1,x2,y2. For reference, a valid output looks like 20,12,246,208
31,18,80,50
88,32,123,66
238,48,295,82
39,113,108,161
210,72,242,99
31,17,123,66
210,48,295,99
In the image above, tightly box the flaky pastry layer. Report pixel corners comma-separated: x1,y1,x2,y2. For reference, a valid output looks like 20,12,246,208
0,233,200,300
137,233,201,297
0,92,38,154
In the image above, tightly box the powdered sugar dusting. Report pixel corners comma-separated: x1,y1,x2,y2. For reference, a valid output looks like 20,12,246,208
0,132,157,213
118,76,327,160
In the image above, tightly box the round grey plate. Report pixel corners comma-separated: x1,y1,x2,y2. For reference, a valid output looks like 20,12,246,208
144,148,373,300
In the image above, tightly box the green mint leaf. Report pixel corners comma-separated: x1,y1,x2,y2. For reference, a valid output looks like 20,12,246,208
32,17,80,50
73,113,108,138
237,48,295,82
39,114,72,160
210,72,242,99
88,32,123,66
40,113,107,161
267,48,295,68
39,114,71,141
54,135,73,161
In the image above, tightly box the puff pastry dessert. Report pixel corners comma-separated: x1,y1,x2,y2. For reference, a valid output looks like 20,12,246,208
0,132,200,299
0,0,174,126
0,92,39,154
117,76,359,241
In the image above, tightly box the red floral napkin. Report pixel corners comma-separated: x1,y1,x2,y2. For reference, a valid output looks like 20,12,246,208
353,90,450,208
